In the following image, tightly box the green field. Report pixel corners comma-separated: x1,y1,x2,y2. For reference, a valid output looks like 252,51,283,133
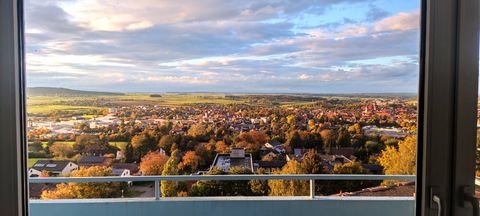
109,142,128,151
27,104,104,115
26,92,396,116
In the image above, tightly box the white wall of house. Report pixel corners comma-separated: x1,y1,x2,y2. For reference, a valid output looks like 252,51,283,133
28,168,42,177
60,162,79,176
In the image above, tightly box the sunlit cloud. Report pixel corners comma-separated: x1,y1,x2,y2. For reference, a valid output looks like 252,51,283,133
25,0,421,93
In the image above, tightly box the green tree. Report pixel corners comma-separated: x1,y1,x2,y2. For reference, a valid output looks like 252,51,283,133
318,162,376,195
124,143,134,163
285,130,302,149
131,134,156,159
336,127,352,147
190,167,227,196
29,141,43,152
161,150,181,197
158,135,176,155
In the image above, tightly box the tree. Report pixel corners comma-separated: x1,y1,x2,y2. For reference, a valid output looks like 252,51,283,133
227,167,254,196
180,151,201,173
365,141,380,154
73,135,109,153
348,123,362,135
161,150,181,197
336,127,352,147
29,141,43,152
320,129,337,154
378,136,416,175
131,134,157,159
49,142,75,158
215,141,229,153
139,150,169,175
300,149,324,174
190,167,227,196
158,135,176,155
124,143,134,163
190,166,254,196
188,123,211,140
249,168,270,196
285,130,302,149
41,166,123,199
268,160,309,196
318,162,377,195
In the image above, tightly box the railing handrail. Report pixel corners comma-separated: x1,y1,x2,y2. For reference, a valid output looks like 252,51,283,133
29,174,415,200
29,174,415,183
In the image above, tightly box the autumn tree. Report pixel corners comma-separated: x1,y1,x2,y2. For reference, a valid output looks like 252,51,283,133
320,129,337,154
317,162,377,195
249,168,270,196
215,140,229,153
268,160,309,196
336,127,352,147
190,167,226,196
131,134,157,159
190,167,254,196
73,134,111,154
235,130,268,159
139,150,169,175
49,142,75,158
161,150,181,197
124,143,134,163
158,135,177,155
285,130,302,149
227,167,254,196
188,123,211,141
180,151,201,173
41,166,122,199
378,136,416,175
29,141,43,152
348,123,362,135
300,149,324,174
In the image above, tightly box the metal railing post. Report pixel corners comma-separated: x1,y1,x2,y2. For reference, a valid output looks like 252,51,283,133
310,179,315,199
155,180,160,200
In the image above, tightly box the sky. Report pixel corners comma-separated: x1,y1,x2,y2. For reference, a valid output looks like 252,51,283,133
25,0,420,93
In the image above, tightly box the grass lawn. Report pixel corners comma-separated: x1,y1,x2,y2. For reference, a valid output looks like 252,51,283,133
54,141,75,146
109,141,129,151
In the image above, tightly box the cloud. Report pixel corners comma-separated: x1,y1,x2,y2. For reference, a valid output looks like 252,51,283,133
58,0,371,31
374,10,419,32
25,0,421,93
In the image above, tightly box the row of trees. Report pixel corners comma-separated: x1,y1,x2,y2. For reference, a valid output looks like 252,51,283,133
41,136,417,199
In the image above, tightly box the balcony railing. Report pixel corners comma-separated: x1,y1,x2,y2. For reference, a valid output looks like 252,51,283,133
29,174,415,199
29,174,416,216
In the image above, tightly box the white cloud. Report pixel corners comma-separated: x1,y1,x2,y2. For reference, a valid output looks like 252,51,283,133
299,74,312,80
374,10,419,32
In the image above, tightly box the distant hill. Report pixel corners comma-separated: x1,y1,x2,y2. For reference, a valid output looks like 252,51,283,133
27,87,124,96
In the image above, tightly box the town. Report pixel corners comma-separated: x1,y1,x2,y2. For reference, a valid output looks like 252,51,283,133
26,90,418,199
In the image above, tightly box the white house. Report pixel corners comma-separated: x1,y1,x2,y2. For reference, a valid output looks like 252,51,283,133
29,160,78,177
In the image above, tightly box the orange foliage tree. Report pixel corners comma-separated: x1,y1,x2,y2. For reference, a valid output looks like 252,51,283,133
180,151,201,172
139,150,169,175
41,166,122,199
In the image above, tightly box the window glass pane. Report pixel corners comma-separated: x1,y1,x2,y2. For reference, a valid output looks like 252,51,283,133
25,0,420,215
